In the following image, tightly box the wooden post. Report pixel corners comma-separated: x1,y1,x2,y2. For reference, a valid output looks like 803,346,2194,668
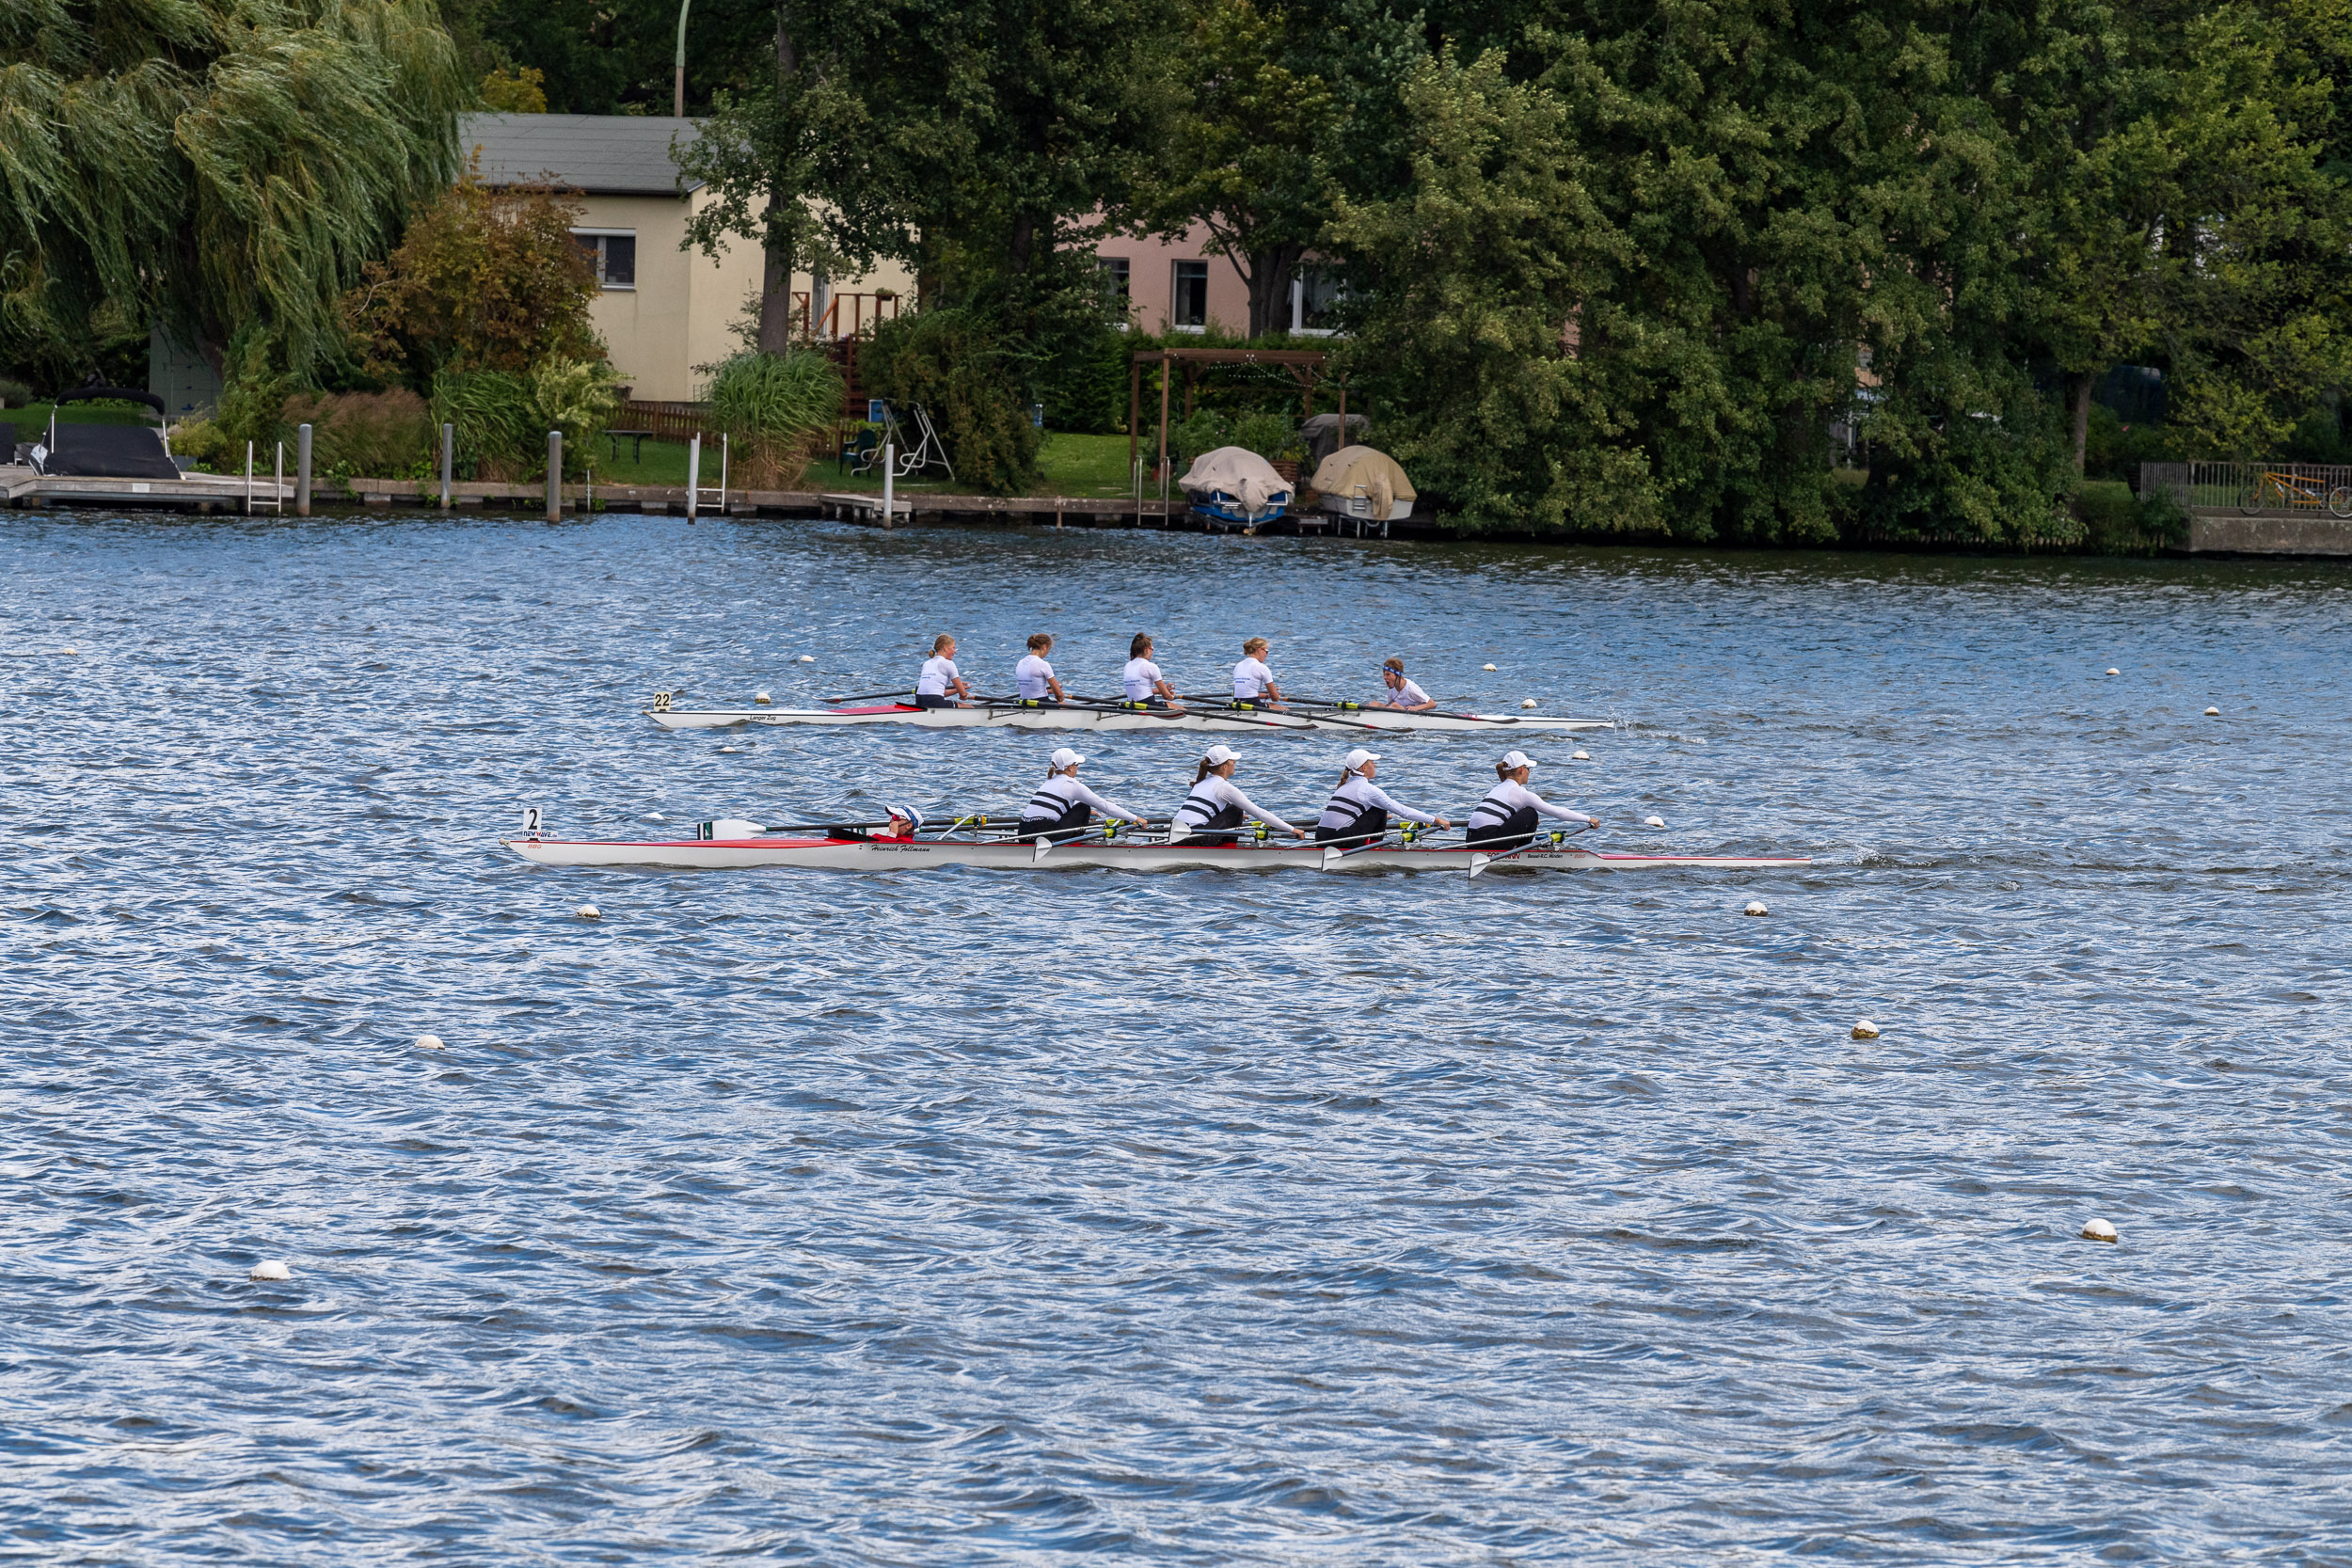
1128,355,1142,476
439,422,453,508
295,422,311,516
1183,360,1195,420
882,439,894,528
244,440,253,515
547,431,563,520
1337,387,1347,439
1157,361,1171,489
686,435,700,521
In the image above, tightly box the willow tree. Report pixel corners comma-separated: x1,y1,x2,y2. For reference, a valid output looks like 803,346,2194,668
0,0,465,388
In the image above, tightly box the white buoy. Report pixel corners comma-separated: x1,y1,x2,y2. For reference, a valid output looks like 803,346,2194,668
2204,706,2219,716
1520,698,1538,709
249,1260,293,1281
1851,1019,1881,1039
797,655,816,663
415,1034,444,1051
2106,667,2121,675
2081,1218,2118,1243
648,813,665,821
1645,815,1665,828
1744,900,1768,916
719,745,739,753
577,904,600,920
754,691,772,705
60,646,79,655
1571,750,1590,761
1482,663,1498,671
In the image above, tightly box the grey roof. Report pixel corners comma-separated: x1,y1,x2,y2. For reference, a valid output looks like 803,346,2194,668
459,113,703,198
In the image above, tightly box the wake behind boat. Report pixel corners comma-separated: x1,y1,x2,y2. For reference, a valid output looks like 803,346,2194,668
644,694,1612,735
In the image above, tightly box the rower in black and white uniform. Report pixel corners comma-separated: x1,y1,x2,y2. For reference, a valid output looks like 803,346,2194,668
1121,633,1184,709
1168,744,1304,846
1313,748,1452,845
1016,747,1142,843
1463,749,1597,848
1015,632,1068,704
915,634,972,708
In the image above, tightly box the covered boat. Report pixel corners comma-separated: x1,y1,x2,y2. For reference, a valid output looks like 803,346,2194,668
1178,445,1293,529
1310,445,1415,527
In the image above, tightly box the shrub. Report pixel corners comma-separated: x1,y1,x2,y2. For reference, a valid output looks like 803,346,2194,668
530,356,622,477
864,308,1041,494
704,349,843,488
2080,479,2189,554
168,417,237,471
0,375,31,407
431,368,536,480
283,390,435,480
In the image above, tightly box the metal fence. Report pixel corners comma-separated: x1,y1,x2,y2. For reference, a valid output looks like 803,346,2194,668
2140,460,2352,514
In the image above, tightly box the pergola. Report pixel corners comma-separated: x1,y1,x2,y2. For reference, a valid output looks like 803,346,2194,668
1129,347,1354,480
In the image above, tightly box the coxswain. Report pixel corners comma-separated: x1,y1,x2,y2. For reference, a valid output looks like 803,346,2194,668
915,634,972,708
1016,748,1142,843
1121,633,1184,709
1168,744,1303,845
1232,637,1282,706
1015,632,1068,704
1463,750,1597,848
1372,657,1437,712
1314,748,1452,846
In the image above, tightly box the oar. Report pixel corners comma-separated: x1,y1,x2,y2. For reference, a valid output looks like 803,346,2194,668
1467,823,1594,879
1168,695,1383,733
821,688,917,705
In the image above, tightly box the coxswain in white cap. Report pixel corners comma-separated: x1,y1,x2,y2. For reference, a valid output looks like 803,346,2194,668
1231,636,1283,706
1168,744,1303,845
1371,656,1436,712
915,633,972,708
1314,748,1451,846
1463,750,1597,847
1015,632,1067,705
1016,748,1141,843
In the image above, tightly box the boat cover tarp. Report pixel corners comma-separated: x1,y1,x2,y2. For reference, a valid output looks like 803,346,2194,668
1299,412,1368,467
43,423,180,480
1310,445,1414,518
1178,446,1291,518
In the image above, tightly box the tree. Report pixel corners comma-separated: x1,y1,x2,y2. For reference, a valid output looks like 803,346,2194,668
0,0,465,387
1129,0,1334,338
342,170,604,385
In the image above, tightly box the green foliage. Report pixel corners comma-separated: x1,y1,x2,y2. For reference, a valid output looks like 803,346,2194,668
478,65,547,112
0,0,465,387
0,376,31,406
283,389,435,479
529,356,621,475
168,417,238,471
2075,479,2188,553
343,172,603,387
430,366,535,479
864,309,1041,494
1041,326,1134,435
1168,408,1299,467
702,349,843,486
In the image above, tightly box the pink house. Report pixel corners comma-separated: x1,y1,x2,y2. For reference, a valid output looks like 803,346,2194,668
1093,224,1342,337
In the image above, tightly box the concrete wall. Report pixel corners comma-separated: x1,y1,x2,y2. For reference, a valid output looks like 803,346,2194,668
2187,512,2352,556
574,191,913,402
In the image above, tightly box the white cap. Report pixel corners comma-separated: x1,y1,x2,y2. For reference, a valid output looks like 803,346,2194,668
1342,747,1380,772
1201,743,1239,767
1050,747,1085,768
1501,750,1536,771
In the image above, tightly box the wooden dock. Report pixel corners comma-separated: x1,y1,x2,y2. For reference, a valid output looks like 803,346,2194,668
5,464,293,513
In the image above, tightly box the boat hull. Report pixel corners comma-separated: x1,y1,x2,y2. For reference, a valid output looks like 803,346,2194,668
645,704,1611,735
504,835,1810,874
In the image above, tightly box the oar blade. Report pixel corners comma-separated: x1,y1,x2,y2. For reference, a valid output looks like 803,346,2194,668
1320,845,1343,871
1468,853,1493,879
1031,837,1054,863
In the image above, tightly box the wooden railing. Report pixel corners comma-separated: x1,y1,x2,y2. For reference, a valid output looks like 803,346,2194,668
621,401,719,442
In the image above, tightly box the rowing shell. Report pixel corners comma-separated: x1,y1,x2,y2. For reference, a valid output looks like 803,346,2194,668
504,833,1809,874
644,702,1612,735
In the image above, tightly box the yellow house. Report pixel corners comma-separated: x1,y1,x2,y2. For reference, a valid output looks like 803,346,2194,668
460,113,911,403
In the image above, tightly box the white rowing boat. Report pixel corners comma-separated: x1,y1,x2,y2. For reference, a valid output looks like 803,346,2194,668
644,699,1611,735
503,831,1809,876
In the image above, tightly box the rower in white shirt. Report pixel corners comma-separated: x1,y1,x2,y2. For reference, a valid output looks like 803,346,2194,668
1015,632,1068,704
1120,632,1184,709
1314,748,1452,846
1168,744,1304,845
1016,747,1143,843
1232,637,1282,706
1463,750,1598,847
1372,656,1437,712
915,634,972,708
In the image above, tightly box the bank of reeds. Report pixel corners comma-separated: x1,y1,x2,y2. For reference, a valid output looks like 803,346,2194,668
704,348,843,489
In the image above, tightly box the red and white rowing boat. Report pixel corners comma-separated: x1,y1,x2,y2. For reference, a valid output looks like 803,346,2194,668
644,699,1610,735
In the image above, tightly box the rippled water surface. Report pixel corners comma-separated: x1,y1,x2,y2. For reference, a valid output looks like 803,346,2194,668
6,515,2349,1563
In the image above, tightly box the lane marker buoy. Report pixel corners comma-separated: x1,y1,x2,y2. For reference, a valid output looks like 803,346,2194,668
1571,750,1590,761
719,745,739,752
1744,900,1768,916
755,691,771,705
798,655,816,663
1520,698,1538,708
416,1034,445,1051
577,904,600,920
1482,663,1497,671
648,813,665,821
249,1260,293,1281
2081,1218,2118,1243
2204,706,2219,716
1645,815,1665,828
1851,1019,1880,1039
2106,667,2121,675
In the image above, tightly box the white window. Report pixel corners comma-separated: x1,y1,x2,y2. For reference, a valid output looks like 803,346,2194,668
1171,260,1208,330
1098,256,1131,302
1291,268,1342,335
573,230,637,291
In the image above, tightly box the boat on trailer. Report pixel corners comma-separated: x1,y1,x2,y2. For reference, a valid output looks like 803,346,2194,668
644,696,1612,736
504,826,1810,877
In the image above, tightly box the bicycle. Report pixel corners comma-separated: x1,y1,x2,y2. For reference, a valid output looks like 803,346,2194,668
2238,468,2352,516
